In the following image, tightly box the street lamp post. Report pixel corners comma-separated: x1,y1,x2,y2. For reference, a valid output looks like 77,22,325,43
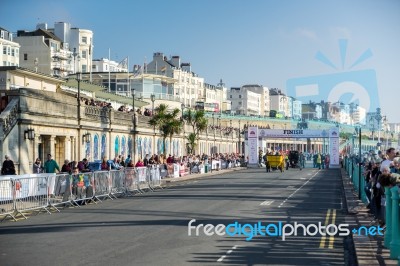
238,119,241,154
151,94,156,155
212,113,215,155
375,108,382,148
132,88,137,163
357,127,362,200
72,47,79,74
77,72,81,160
230,120,233,153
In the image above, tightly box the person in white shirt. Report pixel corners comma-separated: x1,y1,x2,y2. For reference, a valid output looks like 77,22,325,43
380,147,396,172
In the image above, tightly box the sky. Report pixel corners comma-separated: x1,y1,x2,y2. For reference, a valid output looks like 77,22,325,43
2,0,400,122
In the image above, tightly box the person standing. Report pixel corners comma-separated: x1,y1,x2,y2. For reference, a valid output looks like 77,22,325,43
44,154,60,173
1,155,16,175
33,158,43,173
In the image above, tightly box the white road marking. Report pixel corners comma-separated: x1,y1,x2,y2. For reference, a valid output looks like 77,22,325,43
217,245,240,262
260,200,274,206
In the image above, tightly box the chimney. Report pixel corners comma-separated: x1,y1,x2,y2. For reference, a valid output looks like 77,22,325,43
170,56,180,68
181,62,191,72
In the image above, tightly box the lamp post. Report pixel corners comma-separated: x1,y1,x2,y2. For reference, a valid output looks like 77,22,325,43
375,108,382,148
132,88,137,163
77,72,82,160
230,120,233,153
238,119,241,154
151,94,156,155
357,126,362,200
72,47,79,74
212,113,215,155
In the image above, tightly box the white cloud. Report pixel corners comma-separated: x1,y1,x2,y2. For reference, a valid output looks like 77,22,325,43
329,27,352,40
295,28,319,41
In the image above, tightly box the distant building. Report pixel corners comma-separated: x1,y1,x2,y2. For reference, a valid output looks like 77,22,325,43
92,58,128,73
229,87,261,116
0,27,20,67
269,89,288,117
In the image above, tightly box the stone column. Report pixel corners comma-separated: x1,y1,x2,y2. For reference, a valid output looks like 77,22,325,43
49,135,56,158
65,136,71,161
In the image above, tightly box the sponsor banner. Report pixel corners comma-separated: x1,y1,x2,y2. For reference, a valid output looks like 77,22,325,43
248,138,259,165
329,127,340,167
258,129,330,138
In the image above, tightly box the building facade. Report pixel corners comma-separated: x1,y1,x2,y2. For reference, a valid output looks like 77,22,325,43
0,27,20,67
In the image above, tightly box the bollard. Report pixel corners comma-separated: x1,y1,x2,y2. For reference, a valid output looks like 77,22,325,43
384,187,393,248
390,186,400,259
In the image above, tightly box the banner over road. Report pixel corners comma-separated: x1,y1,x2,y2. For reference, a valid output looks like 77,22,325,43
258,129,334,139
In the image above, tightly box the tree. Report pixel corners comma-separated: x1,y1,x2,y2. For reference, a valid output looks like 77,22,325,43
182,109,208,154
149,104,182,156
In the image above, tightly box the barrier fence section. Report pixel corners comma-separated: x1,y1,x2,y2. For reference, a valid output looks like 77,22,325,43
344,156,400,260
93,171,112,201
1,162,244,222
0,177,15,221
124,167,140,196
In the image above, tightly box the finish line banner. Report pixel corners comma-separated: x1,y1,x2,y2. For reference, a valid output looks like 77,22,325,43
258,129,331,139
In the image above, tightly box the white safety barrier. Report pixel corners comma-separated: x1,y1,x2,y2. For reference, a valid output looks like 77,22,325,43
93,171,113,201
136,167,151,192
148,165,162,190
0,177,15,221
124,167,140,196
1,162,243,222
109,170,125,198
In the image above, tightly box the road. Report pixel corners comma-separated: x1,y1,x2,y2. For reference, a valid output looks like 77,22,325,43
0,166,352,266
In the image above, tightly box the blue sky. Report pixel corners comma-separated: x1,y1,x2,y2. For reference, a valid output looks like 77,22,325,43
2,0,400,122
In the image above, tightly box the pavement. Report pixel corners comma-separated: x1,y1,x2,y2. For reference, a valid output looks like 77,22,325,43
341,167,399,266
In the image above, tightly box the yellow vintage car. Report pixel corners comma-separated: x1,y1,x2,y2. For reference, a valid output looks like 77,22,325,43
267,154,285,172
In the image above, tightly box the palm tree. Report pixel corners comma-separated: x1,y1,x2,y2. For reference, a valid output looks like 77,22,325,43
182,109,208,154
149,104,182,156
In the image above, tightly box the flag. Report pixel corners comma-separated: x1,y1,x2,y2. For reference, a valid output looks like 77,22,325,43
118,57,128,69
161,66,167,72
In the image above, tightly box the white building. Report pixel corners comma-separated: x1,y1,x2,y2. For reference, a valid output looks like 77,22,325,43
292,99,302,120
270,90,288,117
146,52,228,110
0,27,20,67
351,105,366,125
15,25,73,77
241,85,270,117
49,22,93,74
229,87,261,116
92,58,128,73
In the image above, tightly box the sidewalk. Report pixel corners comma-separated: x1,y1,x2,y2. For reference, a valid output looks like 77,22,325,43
341,168,399,266
161,166,247,185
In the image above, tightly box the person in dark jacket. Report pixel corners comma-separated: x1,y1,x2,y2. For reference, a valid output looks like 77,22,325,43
1,155,16,175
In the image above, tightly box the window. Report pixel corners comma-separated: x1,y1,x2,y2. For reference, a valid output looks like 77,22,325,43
239,95,242,98
82,36,87,44
82,50,87,59
7,47,10,55
0,31,4,39
24,53,28,60
82,65,87,72
15,48,19,57
3,46,6,55
230,95,232,98
11,48,14,57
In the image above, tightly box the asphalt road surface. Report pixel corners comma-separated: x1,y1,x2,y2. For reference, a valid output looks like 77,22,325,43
0,166,351,266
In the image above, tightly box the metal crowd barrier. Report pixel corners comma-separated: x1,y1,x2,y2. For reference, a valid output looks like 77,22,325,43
124,167,140,196
93,171,113,201
1,162,244,222
136,167,151,192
